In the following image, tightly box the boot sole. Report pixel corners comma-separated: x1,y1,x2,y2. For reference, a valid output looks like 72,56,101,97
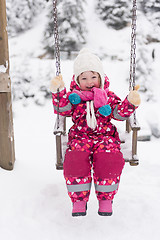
98,211,112,216
72,212,86,217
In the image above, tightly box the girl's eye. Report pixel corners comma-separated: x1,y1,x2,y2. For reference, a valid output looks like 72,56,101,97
82,78,86,80
92,76,97,79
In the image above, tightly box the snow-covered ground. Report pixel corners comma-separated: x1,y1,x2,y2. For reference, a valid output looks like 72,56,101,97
1,101,160,240
0,1,160,239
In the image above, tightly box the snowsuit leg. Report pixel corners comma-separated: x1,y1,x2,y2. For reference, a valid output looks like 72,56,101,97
63,137,93,203
92,136,125,201
63,135,125,202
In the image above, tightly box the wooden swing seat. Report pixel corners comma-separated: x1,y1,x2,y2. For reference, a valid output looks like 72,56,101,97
54,115,140,170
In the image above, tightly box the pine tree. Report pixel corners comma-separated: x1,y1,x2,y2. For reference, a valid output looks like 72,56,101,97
43,0,87,56
134,0,160,99
136,42,153,95
140,0,160,15
6,0,45,37
96,0,131,30
140,0,160,28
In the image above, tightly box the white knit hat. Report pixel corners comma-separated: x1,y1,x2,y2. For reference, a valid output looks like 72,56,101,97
73,48,105,89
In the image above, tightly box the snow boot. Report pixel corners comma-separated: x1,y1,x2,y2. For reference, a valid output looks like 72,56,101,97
98,200,112,216
72,201,87,217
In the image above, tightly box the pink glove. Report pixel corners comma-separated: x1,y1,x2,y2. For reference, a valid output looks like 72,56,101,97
92,87,109,108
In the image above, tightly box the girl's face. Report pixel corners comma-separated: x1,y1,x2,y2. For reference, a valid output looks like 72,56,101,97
78,71,101,91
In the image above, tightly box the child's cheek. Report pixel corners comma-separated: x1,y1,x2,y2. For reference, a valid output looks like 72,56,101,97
95,82,100,88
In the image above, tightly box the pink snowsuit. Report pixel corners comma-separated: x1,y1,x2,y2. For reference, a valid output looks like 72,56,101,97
52,75,137,203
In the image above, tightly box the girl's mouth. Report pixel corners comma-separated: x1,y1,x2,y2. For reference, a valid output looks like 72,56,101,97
86,86,94,90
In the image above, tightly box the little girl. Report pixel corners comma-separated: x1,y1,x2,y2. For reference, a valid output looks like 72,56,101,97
50,49,140,217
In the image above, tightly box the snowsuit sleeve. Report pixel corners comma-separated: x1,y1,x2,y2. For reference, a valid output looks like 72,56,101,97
108,91,138,121
52,88,73,116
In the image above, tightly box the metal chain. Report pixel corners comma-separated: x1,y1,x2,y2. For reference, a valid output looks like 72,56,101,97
129,0,137,124
53,0,61,129
53,0,61,76
129,0,137,91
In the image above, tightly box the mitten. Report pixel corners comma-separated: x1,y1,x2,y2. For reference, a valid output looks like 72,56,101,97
50,74,65,93
69,93,81,104
92,87,111,117
128,85,141,106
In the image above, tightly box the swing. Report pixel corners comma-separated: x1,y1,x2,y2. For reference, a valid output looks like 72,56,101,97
52,0,140,170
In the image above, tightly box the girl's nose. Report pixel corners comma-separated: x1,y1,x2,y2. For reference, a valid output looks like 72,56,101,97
87,79,94,86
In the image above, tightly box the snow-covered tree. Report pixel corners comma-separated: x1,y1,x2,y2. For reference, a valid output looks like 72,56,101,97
43,0,87,56
96,0,131,30
139,0,160,43
6,0,45,37
136,43,153,94
133,4,160,100
140,0,160,17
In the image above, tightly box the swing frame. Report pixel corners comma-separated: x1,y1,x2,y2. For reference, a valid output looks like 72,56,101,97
52,0,140,170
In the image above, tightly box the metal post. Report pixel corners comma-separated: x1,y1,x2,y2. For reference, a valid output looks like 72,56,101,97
0,0,15,170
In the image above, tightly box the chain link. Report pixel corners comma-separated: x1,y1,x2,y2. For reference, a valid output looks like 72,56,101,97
129,0,137,125
129,0,137,91
53,0,61,76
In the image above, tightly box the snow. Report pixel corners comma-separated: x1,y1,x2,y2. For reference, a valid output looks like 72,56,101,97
0,64,7,73
1,1,160,240
1,101,160,240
